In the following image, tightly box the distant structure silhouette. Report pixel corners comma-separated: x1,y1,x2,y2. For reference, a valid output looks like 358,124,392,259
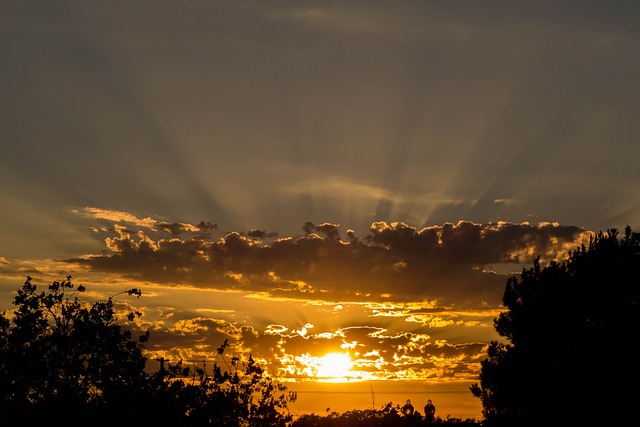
402,399,414,416
424,399,436,422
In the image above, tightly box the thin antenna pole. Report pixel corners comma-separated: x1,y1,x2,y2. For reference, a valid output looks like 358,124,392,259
370,384,375,409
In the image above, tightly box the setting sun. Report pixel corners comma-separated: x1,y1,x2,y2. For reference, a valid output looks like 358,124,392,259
316,352,354,381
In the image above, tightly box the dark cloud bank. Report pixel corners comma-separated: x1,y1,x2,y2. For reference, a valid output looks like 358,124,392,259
67,219,589,307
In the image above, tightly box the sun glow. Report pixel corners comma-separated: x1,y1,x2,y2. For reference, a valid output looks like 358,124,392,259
316,352,354,381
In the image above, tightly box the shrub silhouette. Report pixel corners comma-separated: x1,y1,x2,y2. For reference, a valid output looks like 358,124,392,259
155,339,297,426
470,226,640,426
0,276,296,426
291,402,480,426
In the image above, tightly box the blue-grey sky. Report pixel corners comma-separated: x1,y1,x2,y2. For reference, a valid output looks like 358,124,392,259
1,0,639,419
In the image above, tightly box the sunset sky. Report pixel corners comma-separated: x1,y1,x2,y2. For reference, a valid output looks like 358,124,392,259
1,0,639,420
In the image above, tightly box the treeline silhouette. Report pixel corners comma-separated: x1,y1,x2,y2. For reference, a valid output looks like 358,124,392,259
291,400,480,426
0,227,638,426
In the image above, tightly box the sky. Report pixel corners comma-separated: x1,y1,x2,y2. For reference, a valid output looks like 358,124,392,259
1,0,639,420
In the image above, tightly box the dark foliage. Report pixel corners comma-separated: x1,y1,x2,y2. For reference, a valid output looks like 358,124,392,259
291,402,481,427
470,227,640,426
0,276,150,424
0,276,296,426
154,339,297,427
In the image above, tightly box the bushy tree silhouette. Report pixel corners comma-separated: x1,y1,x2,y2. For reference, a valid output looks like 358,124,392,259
0,276,296,426
470,227,640,426
0,275,149,424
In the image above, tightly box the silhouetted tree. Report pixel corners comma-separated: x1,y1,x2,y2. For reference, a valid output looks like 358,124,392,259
470,227,640,426
0,276,149,425
0,276,297,426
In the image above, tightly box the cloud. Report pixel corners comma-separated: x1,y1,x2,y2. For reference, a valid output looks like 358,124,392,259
64,212,591,308
77,207,212,236
198,320,489,382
